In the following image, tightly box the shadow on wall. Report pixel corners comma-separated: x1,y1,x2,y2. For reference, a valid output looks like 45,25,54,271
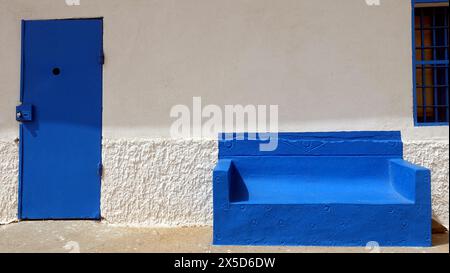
433,218,448,234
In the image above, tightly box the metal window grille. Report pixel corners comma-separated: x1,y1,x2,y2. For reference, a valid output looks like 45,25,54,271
414,6,449,125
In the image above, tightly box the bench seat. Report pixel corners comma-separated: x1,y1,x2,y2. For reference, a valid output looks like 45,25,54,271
231,176,413,205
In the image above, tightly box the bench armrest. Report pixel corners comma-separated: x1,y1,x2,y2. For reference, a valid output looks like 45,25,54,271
389,159,431,204
213,159,233,207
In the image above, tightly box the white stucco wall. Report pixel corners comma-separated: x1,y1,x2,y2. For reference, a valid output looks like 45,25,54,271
0,141,18,224
0,0,448,227
404,141,449,227
101,139,217,227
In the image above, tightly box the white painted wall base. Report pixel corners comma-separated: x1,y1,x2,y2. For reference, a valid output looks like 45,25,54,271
101,139,217,227
0,140,18,225
404,140,449,227
1,138,448,228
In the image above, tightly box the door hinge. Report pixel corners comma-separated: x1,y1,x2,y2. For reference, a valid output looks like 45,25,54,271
99,53,105,65
97,163,103,178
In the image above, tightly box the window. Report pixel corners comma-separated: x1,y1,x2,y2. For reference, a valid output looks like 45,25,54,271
413,4,449,125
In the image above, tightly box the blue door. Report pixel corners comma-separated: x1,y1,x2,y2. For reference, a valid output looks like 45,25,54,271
17,19,103,219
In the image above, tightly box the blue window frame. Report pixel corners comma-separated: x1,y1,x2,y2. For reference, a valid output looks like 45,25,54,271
412,1,449,126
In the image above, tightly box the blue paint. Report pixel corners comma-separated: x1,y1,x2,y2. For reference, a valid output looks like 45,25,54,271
415,0,447,3
213,132,432,246
416,60,449,65
18,19,103,219
412,2,449,126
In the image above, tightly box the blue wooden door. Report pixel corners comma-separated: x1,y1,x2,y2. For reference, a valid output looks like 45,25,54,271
18,19,103,219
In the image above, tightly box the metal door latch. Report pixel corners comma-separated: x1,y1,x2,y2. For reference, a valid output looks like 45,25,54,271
16,104,33,122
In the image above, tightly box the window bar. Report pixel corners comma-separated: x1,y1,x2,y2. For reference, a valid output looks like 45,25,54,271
445,11,449,122
420,8,427,122
417,85,447,88
422,105,450,107
417,60,449,65
432,8,438,122
416,26,448,30
416,45,449,49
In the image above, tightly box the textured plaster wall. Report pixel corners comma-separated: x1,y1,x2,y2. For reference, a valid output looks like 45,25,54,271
101,139,218,227
0,140,18,224
404,141,449,228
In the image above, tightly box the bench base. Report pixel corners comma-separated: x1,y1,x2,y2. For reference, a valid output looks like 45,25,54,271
213,203,431,247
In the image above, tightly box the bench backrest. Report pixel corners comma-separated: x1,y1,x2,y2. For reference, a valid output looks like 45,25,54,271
230,156,391,178
218,131,403,158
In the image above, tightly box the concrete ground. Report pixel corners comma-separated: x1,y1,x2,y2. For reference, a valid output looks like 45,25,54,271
0,221,448,253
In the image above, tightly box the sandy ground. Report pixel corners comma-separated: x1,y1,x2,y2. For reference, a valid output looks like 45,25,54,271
0,221,447,253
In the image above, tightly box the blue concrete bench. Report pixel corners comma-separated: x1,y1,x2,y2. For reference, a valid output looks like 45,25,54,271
213,132,432,246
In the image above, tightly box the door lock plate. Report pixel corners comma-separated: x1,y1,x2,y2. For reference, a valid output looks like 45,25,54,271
16,104,33,122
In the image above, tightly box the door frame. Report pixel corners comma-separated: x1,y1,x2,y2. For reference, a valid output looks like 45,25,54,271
17,18,104,219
